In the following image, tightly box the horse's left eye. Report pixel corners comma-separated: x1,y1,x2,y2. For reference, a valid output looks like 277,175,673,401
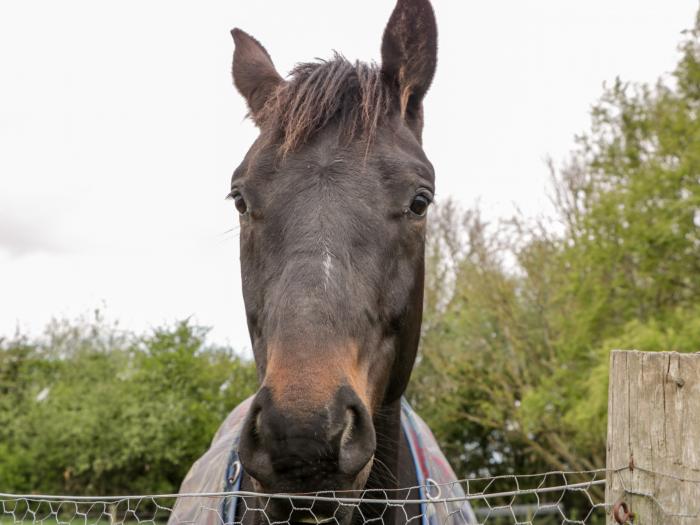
231,193,248,214
409,195,431,217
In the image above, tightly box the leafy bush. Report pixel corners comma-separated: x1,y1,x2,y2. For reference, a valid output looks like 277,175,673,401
0,315,256,495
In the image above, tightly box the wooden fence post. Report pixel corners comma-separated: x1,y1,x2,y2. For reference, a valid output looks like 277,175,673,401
605,350,700,524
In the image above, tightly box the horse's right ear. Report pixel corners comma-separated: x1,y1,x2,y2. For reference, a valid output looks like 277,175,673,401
231,28,283,123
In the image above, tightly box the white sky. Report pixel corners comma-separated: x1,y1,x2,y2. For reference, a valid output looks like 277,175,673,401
1,1,697,353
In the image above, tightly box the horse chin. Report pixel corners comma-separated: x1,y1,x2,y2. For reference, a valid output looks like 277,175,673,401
248,455,374,525
289,508,353,525
250,494,355,525
295,517,342,525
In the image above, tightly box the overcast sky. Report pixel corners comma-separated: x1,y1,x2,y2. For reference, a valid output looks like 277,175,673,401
1,1,697,352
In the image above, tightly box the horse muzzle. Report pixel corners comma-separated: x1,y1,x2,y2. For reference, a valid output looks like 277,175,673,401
238,385,376,498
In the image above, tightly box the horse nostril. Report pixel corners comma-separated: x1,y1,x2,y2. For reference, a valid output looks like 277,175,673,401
337,402,375,477
340,408,355,448
255,409,263,436
238,395,276,486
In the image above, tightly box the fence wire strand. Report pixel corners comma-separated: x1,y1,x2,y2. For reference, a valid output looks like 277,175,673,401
1,466,698,524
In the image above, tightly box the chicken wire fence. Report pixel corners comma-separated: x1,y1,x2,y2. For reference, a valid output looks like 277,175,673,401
1,469,605,525
1,466,697,525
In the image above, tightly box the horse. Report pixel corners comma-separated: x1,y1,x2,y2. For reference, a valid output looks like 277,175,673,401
171,1,475,523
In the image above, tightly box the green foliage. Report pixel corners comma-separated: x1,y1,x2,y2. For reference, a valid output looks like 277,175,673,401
409,10,700,480
0,316,257,495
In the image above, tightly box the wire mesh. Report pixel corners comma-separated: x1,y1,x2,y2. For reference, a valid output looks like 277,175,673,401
4,466,700,524
0,469,612,524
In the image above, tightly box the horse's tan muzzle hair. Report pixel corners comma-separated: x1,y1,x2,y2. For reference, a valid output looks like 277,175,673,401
237,340,376,494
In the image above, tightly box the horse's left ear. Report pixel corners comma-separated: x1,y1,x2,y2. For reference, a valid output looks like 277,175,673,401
381,0,437,137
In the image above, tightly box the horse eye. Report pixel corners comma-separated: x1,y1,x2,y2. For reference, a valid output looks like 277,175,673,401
409,195,430,217
232,193,248,214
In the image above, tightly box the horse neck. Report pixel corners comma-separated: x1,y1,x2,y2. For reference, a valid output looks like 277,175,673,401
366,398,403,492
360,399,421,525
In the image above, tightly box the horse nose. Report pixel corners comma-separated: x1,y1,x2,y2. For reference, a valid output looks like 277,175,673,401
238,386,375,489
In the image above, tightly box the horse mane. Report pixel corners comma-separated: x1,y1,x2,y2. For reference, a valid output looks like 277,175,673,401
257,53,393,155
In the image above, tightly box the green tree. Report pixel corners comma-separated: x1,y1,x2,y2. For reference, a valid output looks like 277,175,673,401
410,8,700,481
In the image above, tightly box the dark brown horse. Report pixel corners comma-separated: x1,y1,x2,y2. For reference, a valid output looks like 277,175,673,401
174,1,451,524
233,0,436,522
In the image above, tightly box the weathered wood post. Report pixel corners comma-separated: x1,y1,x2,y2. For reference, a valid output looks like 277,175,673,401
605,350,700,524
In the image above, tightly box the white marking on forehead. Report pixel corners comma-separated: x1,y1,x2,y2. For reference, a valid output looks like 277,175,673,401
322,242,333,289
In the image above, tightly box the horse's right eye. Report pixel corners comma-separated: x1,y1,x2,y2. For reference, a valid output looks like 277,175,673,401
232,193,248,214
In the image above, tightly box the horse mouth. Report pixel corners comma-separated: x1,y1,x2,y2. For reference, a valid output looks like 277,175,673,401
264,501,353,525
294,515,336,524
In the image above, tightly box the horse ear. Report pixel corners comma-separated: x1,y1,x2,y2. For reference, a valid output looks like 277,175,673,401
231,28,283,123
380,0,437,134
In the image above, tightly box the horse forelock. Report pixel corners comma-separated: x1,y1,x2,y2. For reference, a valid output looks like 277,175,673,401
256,54,393,156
